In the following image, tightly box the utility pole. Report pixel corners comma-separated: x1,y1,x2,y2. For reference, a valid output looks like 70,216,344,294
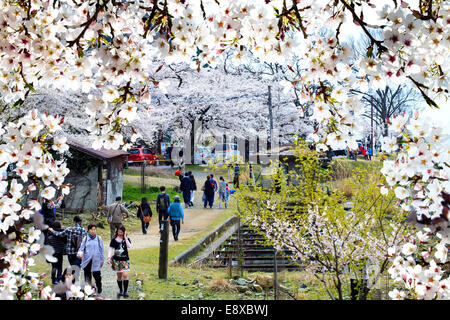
268,85,273,151
158,220,169,279
371,96,374,157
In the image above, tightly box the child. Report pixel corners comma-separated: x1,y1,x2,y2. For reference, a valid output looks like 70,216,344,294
218,177,227,209
225,184,231,209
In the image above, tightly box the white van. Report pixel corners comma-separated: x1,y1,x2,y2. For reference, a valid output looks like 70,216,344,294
211,143,240,162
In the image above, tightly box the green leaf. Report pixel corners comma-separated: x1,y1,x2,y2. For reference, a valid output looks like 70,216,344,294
25,83,36,93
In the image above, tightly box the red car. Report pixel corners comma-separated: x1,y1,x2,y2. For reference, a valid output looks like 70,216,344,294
127,148,158,164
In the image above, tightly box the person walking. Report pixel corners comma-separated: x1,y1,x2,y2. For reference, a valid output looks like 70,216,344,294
156,186,170,230
225,183,231,208
218,176,227,209
47,220,66,284
233,163,240,188
107,196,130,240
178,149,185,175
210,174,218,205
107,225,132,298
166,144,174,167
179,173,194,208
367,147,373,161
137,197,152,234
48,216,87,270
188,172,197,207
167,195,184,241
210,174,218,193
77,224,104,295
202,175,215,209
41,196,64,245
41,196,64,226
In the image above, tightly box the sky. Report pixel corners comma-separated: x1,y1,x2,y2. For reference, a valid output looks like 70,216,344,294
337,0,450,134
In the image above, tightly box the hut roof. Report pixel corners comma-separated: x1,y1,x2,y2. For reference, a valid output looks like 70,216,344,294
67,139,128,160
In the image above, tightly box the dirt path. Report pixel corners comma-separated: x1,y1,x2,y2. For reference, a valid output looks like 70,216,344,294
101,169,232,299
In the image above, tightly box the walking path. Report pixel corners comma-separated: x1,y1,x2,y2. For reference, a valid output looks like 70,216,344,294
100,170,232,299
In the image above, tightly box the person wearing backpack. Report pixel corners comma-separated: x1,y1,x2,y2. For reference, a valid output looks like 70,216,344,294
167,195,184,241
202,175,215,209
156,186,170,230
107,196,130,240
48,216,87,269
137,197,152,234
46,220,66,284
77,224,104,295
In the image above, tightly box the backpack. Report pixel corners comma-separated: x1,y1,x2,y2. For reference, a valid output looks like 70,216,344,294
158,195,168,213
71,233,83,252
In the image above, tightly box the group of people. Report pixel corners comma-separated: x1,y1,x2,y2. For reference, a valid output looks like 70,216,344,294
42,167,238,298
44,200,133,298
346,144,373,161
136,186,185,241
202,174,234,209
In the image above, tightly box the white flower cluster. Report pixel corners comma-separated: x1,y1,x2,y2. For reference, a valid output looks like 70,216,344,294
380,111,450,220
0,110,73,300
388,228,450,300
0,0,448,300
375,2,450,102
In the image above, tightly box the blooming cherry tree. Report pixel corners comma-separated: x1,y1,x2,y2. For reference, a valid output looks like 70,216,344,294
0,0,448,299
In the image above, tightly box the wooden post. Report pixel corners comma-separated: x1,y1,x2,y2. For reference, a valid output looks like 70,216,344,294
273,249,278,300
141,160,146,193
228,252,233,278
158,220,169,279
237,216,243,277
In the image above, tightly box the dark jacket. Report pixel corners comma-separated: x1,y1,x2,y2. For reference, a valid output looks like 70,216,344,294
190,176,197,191
137,203,152,220
47,228,66,255
203,179,215,197
41,199,63,225
180,176,194,192
156,193,170,213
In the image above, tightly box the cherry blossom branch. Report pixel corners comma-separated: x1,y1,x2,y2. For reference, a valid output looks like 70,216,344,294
67,0,111,48
339,0,387,55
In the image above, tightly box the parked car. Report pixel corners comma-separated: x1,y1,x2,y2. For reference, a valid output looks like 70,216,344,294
194,146,213,164
127,148,158,165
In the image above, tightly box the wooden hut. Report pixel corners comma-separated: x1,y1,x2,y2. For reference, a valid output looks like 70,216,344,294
63,140,128,213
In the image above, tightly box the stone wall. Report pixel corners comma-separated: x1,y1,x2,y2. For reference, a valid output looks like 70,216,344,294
105,158,123,205
64,167,98,212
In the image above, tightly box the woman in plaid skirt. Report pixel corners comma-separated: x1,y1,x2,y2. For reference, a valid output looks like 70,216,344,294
107,225,131,298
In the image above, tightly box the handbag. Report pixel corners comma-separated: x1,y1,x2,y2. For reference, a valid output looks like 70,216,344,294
140,205,151,223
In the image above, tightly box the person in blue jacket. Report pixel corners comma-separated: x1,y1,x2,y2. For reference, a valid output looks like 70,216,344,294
167,195,184,241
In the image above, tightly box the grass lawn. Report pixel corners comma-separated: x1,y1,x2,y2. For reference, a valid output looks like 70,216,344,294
122,184,181,207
